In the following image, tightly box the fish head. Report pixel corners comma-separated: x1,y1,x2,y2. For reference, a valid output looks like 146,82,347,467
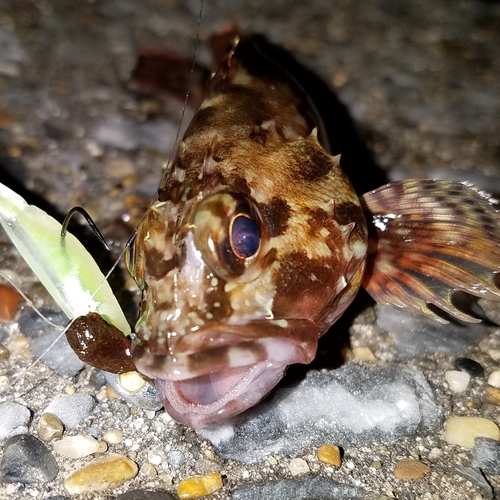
126,133,367,428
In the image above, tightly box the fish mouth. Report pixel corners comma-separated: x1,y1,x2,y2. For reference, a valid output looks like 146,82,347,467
132,319,317,428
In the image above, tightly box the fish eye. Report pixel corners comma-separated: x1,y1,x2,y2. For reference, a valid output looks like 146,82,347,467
193,192,266,281
230,214,260,259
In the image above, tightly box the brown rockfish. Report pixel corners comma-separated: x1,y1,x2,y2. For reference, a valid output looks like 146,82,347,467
68,35,500,428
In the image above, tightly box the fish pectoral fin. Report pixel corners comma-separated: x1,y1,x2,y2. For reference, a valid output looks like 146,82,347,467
360,179,500,323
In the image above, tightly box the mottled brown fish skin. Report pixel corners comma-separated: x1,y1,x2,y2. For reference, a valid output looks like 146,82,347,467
126,37,368,427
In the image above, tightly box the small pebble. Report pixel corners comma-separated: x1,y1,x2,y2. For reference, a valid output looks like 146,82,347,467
7,335,29,355
445,370,470,392
147,448,165,466
37,413,64,441
103,428,123,444
0,344,9,359
106,385,120,399
472,437,500,474
288,458,310,476
427,448,443,460
0,434,58,483
64,453,138,494
0,284,20,321
444,416,500,448
160,472,174,486
487,370,500,389
0,401,31,438
488,349,500,363
176,472,223,499
317,444,342,467
104,371,162,411
486,387,500,405
454,358,485,378
351,347,377,362
44,393,97,429
89,369,107,389
393,458,431,480
167,450,186,469
0,109,14,129
140,462,157,477
53,434,107,458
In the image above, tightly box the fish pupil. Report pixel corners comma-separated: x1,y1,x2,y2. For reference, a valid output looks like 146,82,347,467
230,214,260,259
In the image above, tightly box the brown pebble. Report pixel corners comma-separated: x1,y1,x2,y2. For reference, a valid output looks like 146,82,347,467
106,386,120,399
37,413,64,441
317,444,342,467
64,453,138,494
0,284,20,321
393,459,431,480
8,144,21,158
486,387,500,405
0,109,14,129
176,472,223,499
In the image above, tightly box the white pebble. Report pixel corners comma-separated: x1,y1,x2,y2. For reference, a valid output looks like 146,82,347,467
488,370,500,388
444,416,500,448
288,458,309,476
445,370,470,392
118,371,146,392
53,435,107,458
428,447,443,460
147,450,165,466
103,429,123,444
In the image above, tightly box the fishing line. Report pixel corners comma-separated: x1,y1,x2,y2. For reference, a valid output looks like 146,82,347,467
163,0,204,175
0,271,64,330
15,318,78,380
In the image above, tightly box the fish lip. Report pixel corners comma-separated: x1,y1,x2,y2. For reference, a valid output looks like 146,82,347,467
132,318,318,382
133,334,312,381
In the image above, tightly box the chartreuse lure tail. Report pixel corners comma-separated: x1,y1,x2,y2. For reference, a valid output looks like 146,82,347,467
0,182,130,335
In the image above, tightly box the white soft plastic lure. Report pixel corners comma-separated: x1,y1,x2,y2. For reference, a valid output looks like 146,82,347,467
0,182,130,335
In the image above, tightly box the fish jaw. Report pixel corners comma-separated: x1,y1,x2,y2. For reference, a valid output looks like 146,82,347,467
132,319,317,428
156,363,284,428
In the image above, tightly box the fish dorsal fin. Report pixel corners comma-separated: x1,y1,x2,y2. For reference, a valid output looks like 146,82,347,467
360,179,500,323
